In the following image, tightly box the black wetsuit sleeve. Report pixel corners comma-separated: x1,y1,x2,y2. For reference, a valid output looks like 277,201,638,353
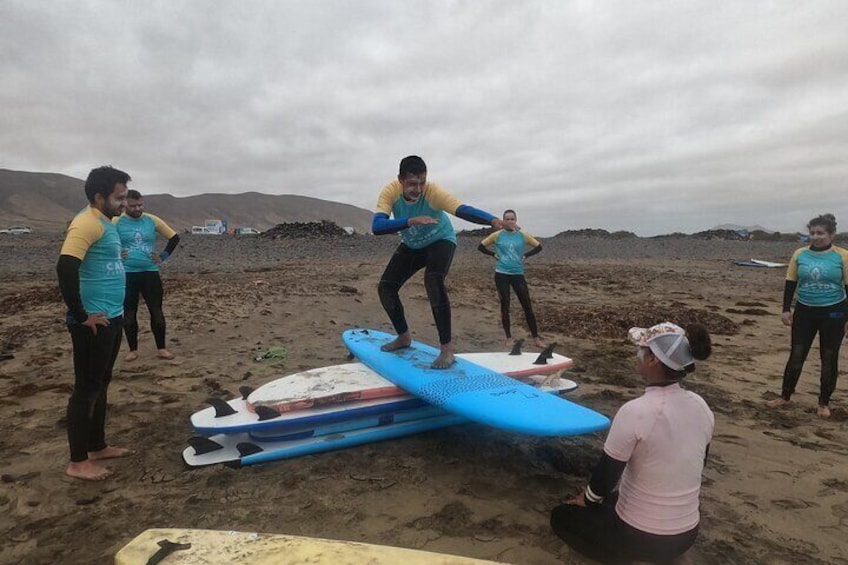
585,453,627,505
782,280,798,312
524,243,542,258
161,234,180,258
477,243,496,257
57,255,87,323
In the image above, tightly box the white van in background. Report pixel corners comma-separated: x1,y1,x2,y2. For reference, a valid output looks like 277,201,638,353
191,226,222,235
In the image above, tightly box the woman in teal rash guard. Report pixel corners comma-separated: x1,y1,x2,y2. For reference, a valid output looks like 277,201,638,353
477,210,545,349
766,213,848,419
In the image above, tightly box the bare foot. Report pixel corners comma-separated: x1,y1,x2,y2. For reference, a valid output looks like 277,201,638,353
817,405,831,419
533,336,546,349
88,446,133,460
504,337,514,349
766,397,790,408
431,345,455,369
157,348,175,360
66,460,111,481
124,351,138,362
381,333,411,352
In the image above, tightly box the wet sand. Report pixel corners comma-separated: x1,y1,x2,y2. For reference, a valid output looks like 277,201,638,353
1,234,845,564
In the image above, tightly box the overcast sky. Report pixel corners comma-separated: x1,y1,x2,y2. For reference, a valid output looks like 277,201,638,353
2,1,846,236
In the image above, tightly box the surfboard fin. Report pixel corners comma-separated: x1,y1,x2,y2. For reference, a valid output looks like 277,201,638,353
236,442,264,457
255,405,282,421
533,343,558,365
147,539,192,565
509,339,525,356
238,386,255,400
187,436,224,455
207,397,237,418
346,351,355,361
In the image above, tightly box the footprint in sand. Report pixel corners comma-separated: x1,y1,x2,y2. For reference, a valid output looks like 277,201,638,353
139,468,177,484
771,498,818,510
820,478,848,493
831,502,848,527
23,349,63,367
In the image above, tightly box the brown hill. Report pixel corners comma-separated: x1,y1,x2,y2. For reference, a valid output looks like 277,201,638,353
0,169,373,233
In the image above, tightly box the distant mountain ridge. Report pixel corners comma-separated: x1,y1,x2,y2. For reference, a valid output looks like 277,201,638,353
0,169,373,233
711,223,775,234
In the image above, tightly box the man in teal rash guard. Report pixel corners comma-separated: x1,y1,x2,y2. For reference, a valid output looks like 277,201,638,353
56,166,132,481
372,155,503,368
115,190,180,361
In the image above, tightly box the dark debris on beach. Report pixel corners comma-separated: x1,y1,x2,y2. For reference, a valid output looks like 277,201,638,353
538,302,739,339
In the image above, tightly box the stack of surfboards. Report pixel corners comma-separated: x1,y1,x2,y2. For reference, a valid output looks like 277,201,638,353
184,330,609,468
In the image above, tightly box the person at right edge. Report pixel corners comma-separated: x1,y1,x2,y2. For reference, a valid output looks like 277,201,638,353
551,322,714,564
766,213,848,419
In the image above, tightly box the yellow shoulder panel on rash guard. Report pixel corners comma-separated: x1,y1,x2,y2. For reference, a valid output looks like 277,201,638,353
149,213,177,239
423,183,462,215
481,230,502,247
60,208,106,261
522,231,541,248
375,181,403,215
785,247,805,281
835,246,848,283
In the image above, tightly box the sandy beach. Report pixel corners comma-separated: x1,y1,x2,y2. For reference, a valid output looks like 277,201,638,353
1,233,846,564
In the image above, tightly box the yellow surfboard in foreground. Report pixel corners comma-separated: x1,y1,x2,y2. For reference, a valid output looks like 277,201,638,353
115,528,508,565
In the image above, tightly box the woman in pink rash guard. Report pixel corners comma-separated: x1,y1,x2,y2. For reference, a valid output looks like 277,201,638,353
551,322,714,564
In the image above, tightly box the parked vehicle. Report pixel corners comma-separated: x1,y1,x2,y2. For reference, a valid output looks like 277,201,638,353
7,226,32,235
191,226,222,235
234,227,261,235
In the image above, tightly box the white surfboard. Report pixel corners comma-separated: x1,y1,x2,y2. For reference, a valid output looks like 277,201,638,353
248,349,573,413
750,258,787,268
191,372,578,436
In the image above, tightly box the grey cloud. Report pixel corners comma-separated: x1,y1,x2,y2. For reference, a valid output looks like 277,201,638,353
1,1,846,236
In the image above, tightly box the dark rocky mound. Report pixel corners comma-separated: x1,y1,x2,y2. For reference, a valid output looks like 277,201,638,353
260,220,351,239
689,229,748,241
553,228,638,239
457,227,495,237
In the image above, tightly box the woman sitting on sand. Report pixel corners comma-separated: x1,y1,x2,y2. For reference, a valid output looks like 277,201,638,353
766,213,848,419
551,322,714,564
477,209,545,349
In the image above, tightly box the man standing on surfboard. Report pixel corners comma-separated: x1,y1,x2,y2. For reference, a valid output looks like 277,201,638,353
57,166,133,481
372,156,503,368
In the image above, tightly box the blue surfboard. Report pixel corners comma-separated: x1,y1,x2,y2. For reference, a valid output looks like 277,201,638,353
182,413,467,468
342,329,610,436
247,404,446,442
